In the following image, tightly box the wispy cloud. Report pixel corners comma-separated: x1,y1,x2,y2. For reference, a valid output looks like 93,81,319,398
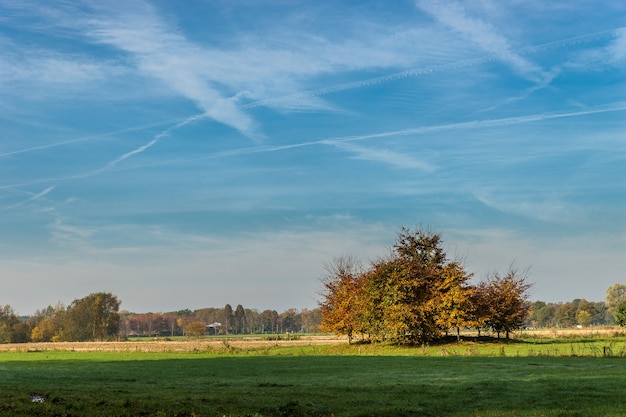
102,115,206,169
330,142,435,171
82,2,261,139
1,186,55,210
1,101,623,192
47,218,95,250
416,0,552,84
607,27,626,62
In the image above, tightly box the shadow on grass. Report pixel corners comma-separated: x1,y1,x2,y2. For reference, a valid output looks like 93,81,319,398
2,352,625,417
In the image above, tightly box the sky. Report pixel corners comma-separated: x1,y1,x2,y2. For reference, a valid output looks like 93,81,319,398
1,0,625,315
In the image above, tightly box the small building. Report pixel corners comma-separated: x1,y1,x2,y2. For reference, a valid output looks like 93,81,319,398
207,322,221,335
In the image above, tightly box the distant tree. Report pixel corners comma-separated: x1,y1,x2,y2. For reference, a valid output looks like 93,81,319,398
261,310,279,333
279,308,302,333
527,301,556,328
555,302,577,328
576,310,592,327
233,304,247,334
615,301,626,327
222,304,234,334
0,305,29,343
186,321,206,337
576,299,599,326
28,302,66,342
63,292,121,341
301,308,322,333
478,267,532,339
606,284,626,323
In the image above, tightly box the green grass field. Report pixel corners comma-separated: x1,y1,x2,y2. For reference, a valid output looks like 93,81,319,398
1,338,626,416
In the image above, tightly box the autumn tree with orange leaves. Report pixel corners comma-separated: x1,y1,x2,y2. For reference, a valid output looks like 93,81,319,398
320,228,477,345
319,227,532,345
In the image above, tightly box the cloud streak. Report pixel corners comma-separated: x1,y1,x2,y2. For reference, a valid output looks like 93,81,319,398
416,0,552,84
1,186,56,210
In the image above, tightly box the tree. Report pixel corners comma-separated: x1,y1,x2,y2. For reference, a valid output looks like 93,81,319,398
222,304,234,334
63,292,121,341
261,310,279,333
576,310,592,327
478,267,532,339
379,228,474,344
434,261,475,340
0,305,29,344
606,284,626,323
554,302,577,328
301,308,321,333
186,321,207,337
319,227,474,345
233,304,247,334
30,304,66,342
319,256,365,343
615,300,626,327
279,308,302,334
576,299,599,327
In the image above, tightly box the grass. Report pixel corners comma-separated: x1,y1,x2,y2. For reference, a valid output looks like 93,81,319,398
1,337,626,416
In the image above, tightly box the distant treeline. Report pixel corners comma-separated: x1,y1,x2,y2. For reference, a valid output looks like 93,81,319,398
527,299,611,328
0,293,322,343
120,305,322,338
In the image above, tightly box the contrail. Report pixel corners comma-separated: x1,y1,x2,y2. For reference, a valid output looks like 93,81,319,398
3,28,619,162
103,113,207,169
0,117,189,159
242,28,623,111
2,101,623,191
190,101,626,159
1,185,56,210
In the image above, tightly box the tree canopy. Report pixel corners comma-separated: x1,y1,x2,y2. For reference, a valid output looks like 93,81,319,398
319,227,532,344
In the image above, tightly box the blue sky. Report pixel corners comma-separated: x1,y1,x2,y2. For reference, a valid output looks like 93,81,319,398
1,0,625,315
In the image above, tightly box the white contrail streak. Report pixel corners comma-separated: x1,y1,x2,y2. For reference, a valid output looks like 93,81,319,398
181,102,626,160
1,102,624,191
103,114,207,169
0,117,189,159
1,185,55,210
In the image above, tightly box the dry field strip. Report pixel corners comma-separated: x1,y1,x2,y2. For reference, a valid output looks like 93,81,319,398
0,335,348,352
1,328,622,353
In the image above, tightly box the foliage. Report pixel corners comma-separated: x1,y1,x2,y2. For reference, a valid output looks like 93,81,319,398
63,292,121,341
319,256,365,342
478,267,532,339
185,321,207,337
615,300,626,327
0,305,29,343
120,307,318,338
320,227,478,345
26,293,122,343
606,283,626,323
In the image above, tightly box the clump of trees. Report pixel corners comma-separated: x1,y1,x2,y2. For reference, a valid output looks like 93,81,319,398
319,227,532,345
30,292,121,342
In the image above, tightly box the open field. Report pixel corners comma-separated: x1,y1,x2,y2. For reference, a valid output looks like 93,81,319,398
1,335,626,416
0,335,348,353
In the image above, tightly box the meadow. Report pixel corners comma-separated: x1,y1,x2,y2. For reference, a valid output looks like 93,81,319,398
1,333,626,417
